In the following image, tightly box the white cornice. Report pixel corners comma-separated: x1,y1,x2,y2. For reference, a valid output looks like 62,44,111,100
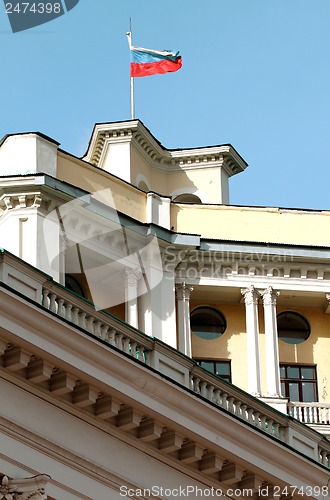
83,121,248,176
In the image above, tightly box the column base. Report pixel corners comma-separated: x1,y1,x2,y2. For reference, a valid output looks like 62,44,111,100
258,397,289,414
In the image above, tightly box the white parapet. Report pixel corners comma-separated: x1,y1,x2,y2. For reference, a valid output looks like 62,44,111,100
0,133,59,177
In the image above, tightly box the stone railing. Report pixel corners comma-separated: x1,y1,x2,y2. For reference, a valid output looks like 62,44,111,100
288,402,330,425
0,249,329,470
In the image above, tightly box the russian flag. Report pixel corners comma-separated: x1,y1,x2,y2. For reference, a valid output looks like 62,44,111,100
130,45,182,78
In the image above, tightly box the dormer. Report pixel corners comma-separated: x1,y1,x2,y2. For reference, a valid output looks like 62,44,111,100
84,120,248,204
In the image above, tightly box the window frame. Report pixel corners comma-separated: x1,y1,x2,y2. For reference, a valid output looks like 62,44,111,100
280,364,318,402
194,359,232,383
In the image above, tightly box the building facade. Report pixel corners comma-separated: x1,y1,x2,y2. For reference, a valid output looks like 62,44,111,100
0,121,329,498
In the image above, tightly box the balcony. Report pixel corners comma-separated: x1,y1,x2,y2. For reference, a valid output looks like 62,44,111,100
0,248,329,471
288,402,330,436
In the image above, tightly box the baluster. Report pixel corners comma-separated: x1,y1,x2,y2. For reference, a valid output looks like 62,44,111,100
192,377,201,394
189,376,194,391
247,407,254,424
79,312,87,329
298,406,303,422
213,389,221,405
221,393,228,411
200,381,208,398
65,303,73,322
108,329,116,345
273,423,280,438
253,411,260,427
130,342,137,358
57,299,65,317
235,400,242,417
267,418,274,434
86,316,94,333
260,415,267,432
94,321,102,338
227,396,235,413
71,307,79,325
320,450,328,466
42,289,49,308
137,346,146,362
49,293,57,313
116,333,123,350
240,404,248,421
100,325,109,341
207,385,214,402
123,337,130,354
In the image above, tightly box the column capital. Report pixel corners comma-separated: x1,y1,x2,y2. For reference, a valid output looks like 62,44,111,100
0,474,50,500
241,285,260,305
175,282,193,301
124,268,143,287
261,286,280,306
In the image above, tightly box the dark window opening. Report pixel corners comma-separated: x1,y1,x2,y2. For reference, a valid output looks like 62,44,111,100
277,311,310,344
195,359,232,383
190,306,227,340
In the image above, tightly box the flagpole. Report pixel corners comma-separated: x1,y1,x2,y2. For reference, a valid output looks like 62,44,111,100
126,18,135,119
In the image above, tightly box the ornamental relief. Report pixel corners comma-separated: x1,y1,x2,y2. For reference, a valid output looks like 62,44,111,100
0,476,49,500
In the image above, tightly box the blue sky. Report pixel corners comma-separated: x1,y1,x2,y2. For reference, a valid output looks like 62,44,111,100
1,0,330,209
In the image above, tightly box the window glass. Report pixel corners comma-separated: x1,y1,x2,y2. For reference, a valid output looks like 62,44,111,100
277,311,310,344
302,383,317,402
191,307,226,340
195,359,231,383
215,362,231,376
287,366,300,379
288,382,300,401
301,367,315,379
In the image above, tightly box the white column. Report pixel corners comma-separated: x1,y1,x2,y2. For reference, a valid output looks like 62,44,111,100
261,286,282,397
175,282,193,357
241,285,262,396
124,269,142,329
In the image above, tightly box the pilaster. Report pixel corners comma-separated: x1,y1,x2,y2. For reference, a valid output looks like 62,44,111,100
175,282,193,357
241,285,262,396
261,286,282,397
124,268,142,329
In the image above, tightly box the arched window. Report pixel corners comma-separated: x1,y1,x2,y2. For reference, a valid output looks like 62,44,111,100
173,193,202,204
277,311,311,344
190,306,226,340
138,180,150,192
65,275,85,298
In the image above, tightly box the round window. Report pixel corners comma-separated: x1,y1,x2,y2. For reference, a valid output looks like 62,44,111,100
190,307,226,340
277,311,310,344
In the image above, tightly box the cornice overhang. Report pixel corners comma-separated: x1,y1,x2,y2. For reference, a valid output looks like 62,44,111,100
1,282,329,492
83,120,248,176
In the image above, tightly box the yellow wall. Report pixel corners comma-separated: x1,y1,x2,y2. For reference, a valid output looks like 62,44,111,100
190,302,248,391
57,153,147,223
190,301,330,400
171,204,330,246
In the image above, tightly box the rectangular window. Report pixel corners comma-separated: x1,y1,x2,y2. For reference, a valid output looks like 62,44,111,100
195,359,232,383
280,364,318,402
